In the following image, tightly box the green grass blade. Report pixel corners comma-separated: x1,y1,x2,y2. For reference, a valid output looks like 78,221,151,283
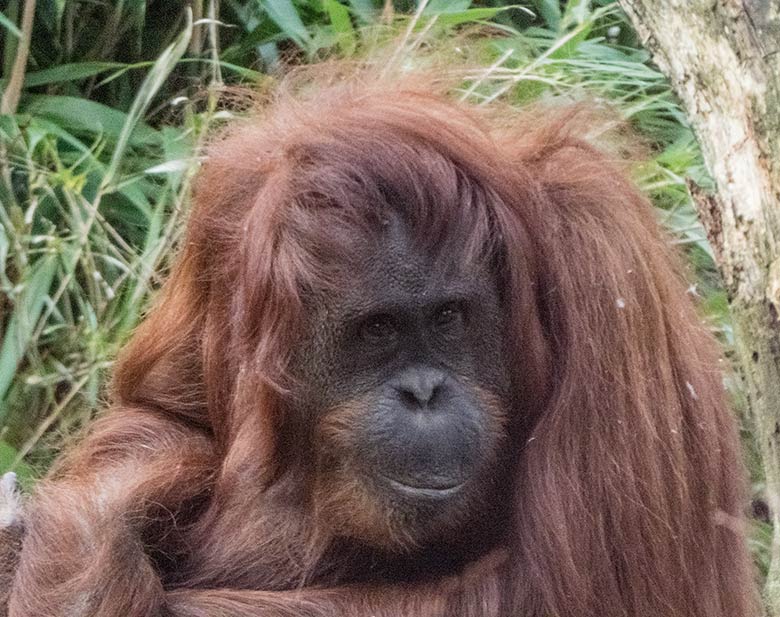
20,62,127,88
347,0,376,23
21,95,161,145
259,0,312,49
435,7,521,27
0,252,59,421
0,441,34,483
425,0,471,13
324,0,356,54
0,9,22,38
102,10,193,191
533,0,561,30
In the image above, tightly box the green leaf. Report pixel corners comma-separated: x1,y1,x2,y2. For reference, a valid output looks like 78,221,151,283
0,10,22,38
35,0,67,37
0,222,9,289
259,0,312,49
562,0,591,28
26,117,97,158
21,95,160,146
2,2,19,79
347,0,376,23
215,60,265,81
533,0,561,30
425,0,471,14
101,10,193,190
324,0,356,53
435,7,518,27
0,441,35,483
144,159,192,175
22,62,126,88
0,252,59,419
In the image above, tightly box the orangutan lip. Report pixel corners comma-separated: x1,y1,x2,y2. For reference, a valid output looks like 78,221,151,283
380,475,465,498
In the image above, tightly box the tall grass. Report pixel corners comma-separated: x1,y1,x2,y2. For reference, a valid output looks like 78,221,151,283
0,0,763,569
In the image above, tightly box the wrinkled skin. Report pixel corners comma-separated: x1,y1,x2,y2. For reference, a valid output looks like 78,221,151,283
288,215,514,552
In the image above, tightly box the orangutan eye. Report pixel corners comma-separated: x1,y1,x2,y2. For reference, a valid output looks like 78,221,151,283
434,303,466,330
359,314,398,343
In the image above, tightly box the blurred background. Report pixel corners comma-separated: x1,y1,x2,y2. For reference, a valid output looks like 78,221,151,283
0,0,767,579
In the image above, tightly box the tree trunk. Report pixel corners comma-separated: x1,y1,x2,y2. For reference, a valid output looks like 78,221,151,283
616,0,780,612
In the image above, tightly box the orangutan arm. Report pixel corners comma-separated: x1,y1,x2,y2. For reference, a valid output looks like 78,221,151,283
164,549,510,617
6,409,216,617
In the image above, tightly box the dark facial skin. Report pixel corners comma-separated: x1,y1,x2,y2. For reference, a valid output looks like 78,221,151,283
290,217,512,548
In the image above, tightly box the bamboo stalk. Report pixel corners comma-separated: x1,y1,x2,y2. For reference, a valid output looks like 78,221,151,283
0,0,36,115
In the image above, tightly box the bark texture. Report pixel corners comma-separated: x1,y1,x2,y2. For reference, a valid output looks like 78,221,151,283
617,0,780,612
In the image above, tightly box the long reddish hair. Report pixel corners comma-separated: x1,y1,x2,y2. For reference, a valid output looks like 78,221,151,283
9,70,757,617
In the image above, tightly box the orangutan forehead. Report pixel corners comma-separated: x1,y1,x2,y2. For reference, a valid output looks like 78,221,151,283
285,129,498,263
343,223,492,303
303,206,495,295
366,210,490,267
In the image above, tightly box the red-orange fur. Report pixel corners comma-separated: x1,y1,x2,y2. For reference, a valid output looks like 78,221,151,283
6,72,757,616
